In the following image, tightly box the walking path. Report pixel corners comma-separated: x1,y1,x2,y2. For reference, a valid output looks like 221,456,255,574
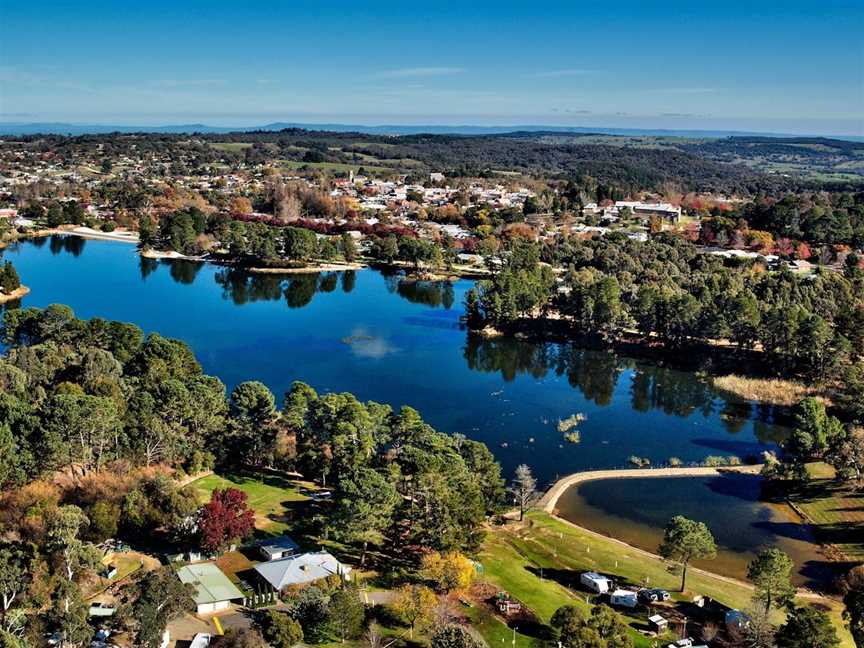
537,464,763,513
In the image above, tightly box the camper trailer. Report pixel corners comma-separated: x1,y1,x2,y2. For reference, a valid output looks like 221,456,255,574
610,589,638,608
580,572,611,594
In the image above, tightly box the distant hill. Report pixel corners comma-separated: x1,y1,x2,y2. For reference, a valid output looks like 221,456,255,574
2,121,862,142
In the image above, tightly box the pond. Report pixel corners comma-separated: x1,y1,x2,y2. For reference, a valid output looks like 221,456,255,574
554,474,835,586
2,236,791,484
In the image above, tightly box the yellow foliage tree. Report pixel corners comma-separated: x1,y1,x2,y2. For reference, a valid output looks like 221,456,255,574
420,551,475,592
392,584,436,638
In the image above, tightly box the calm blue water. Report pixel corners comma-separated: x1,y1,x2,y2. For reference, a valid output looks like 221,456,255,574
2,236,789,483
556,475,830,585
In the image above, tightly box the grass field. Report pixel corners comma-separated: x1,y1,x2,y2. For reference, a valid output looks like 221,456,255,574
187,472,310,536
477,512,853,647
210,142,254,152
791,465,864,562
281,160,393,174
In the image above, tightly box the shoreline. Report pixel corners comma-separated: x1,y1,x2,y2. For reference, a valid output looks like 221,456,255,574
247,261,366,274
34,226,141,244
538,464,763,513
0,285,30,304
528,511,828,601
533,465,841,601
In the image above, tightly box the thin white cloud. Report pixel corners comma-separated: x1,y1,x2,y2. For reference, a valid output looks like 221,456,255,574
654,87,722,94
531,69,599,78
150,79,228,88
374,67,465,79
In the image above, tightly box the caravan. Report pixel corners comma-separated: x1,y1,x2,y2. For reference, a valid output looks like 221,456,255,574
580,572,611,594
610,589,638,608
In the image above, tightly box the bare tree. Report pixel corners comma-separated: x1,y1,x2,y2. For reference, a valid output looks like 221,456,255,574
510,464,538,521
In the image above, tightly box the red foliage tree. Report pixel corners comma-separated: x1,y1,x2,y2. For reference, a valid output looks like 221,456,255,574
199,488,255,553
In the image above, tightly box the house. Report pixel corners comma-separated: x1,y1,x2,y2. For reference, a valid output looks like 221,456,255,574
610,589,638,608
254,551,351,591
258,535,300,561
87,602,116,618
648,614,668,633
176,563,245,615
580,572,611,594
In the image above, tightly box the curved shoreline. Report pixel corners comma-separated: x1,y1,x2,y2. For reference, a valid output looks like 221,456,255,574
533,464,837,602
538,464,763,513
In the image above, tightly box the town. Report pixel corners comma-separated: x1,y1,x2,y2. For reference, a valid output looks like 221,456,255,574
1,3,863,648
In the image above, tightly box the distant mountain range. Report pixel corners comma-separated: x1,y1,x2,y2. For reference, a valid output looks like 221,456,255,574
2,121,863,142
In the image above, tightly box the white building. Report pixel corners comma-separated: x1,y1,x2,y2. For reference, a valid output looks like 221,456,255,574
580,572,611,594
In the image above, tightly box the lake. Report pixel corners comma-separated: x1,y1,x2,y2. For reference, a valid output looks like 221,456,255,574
2,236,790,484
555,474,834,586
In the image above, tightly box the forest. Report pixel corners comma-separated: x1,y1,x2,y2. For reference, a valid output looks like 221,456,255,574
465,235,864,420
0,306,505,647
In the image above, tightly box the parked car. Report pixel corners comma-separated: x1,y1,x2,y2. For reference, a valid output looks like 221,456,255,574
638,588,658,603
638,588,670,603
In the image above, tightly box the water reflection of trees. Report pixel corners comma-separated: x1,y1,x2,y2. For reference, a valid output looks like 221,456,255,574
382,273,456,309
212,268,351,309
630,366,716,418
462,335,793,437
139,256,158,280
48,235,86,256
167,260,204,285
462,336,622,405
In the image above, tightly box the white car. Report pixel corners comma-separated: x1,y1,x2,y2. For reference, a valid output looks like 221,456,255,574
190,634,212,648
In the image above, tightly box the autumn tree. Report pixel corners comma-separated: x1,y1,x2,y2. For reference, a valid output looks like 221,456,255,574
420,551,474,593
198,488,255,553
392,585,436,639
228,196,253,216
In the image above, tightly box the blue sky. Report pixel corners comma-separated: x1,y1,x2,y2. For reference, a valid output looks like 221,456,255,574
1,0,862,135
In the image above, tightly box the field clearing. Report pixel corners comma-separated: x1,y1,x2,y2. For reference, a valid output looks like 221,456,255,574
479,512,853,647
792,469,864,562
282,159,393,174
210,142,254,152
186,472,309,535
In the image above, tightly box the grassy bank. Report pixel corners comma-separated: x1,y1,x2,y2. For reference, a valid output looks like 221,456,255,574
713,374,815,407
476,512,853,647
789,463,864,562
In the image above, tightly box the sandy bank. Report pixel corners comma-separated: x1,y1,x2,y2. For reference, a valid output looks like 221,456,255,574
139,248,204,261
0,285,30,304
538,464,763,513
38,226,140,244
247,261,366,274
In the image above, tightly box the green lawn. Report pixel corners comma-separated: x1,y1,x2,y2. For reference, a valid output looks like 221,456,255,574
478,512,853,647
186,472,310,536
791,465,864,562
